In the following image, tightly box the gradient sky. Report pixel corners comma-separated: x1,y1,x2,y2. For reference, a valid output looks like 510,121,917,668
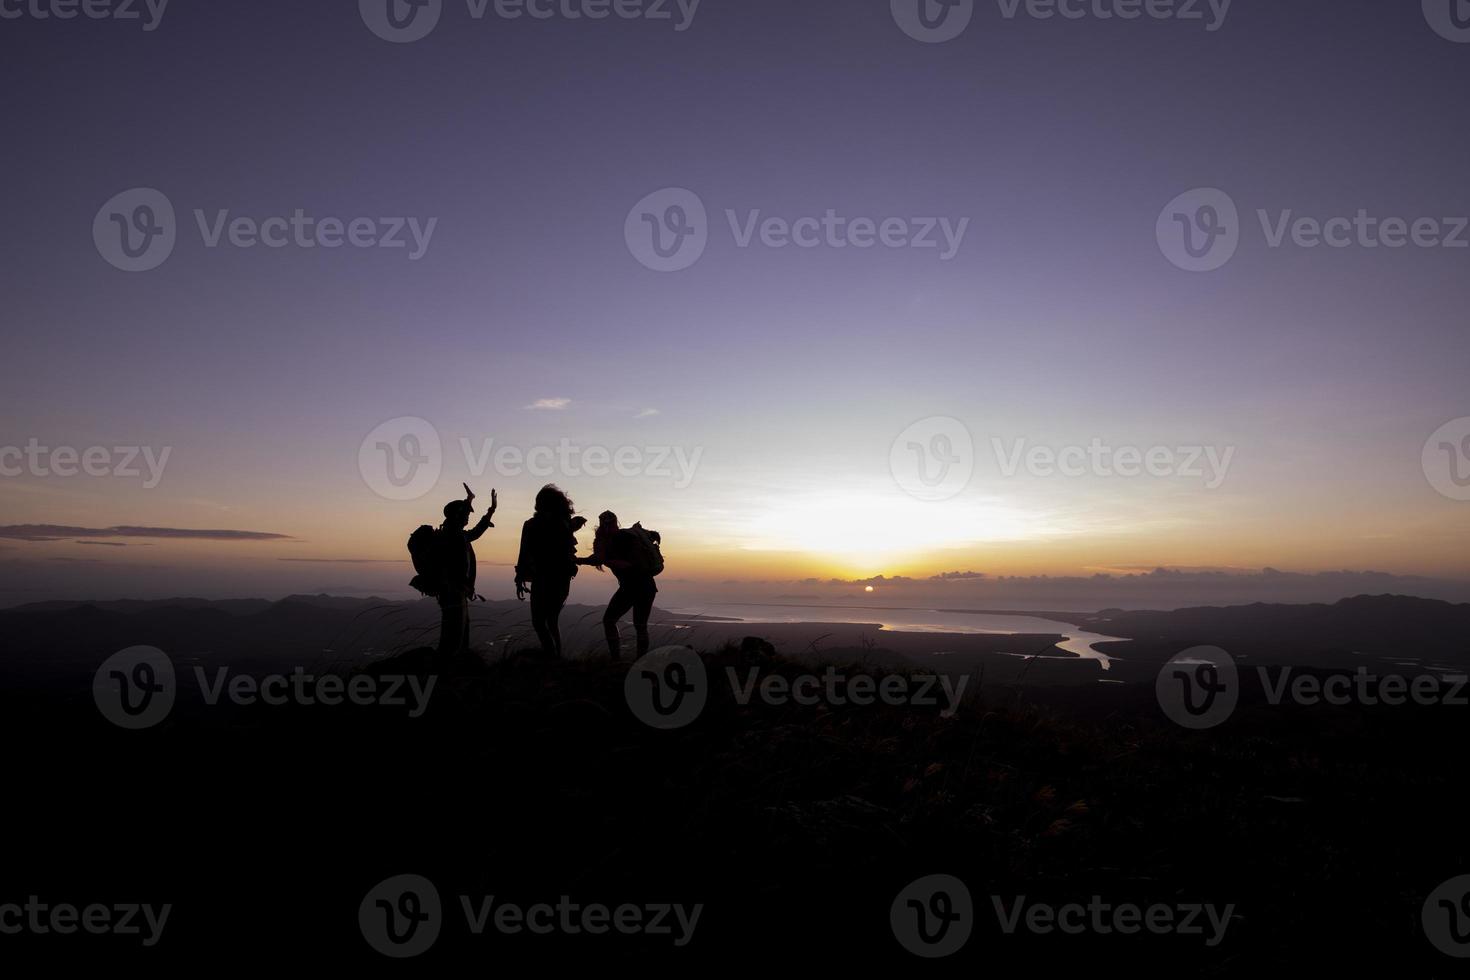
3,0,1469,607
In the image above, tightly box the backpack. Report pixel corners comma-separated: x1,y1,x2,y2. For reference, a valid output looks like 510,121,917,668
625,523,664,577
407,525,443,597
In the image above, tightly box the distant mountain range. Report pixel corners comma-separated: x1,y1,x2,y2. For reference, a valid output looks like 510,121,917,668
9,593,394,615
3,593,1466,677
1068,594,1470,665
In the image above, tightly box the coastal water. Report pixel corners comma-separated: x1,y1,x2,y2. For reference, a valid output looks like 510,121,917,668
667,602,1124,668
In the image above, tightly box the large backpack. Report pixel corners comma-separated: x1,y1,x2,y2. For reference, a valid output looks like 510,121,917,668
407,525,443,597
625,523,664,577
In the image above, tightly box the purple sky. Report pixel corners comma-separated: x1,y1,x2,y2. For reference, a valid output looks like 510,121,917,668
2,0,1469,607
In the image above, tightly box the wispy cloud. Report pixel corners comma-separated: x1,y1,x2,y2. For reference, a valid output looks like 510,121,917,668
525,397,572,411
635,408,660,419
0,525,293,542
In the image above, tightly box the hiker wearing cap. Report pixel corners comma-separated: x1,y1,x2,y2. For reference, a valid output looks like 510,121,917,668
437,483,496,657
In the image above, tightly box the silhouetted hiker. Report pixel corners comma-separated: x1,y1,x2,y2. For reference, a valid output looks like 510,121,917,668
514,484,590,658
590,511,664,660
437,484,496,658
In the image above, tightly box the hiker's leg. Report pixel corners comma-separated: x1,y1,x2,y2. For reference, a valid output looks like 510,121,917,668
633,590,654,656
438,598,464,658
532,580,569,657
545,580,569,657
603,588,634,659
529,589,556,654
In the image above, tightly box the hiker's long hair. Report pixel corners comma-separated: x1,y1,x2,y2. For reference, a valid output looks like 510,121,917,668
593,510,620,555
534,484,575,521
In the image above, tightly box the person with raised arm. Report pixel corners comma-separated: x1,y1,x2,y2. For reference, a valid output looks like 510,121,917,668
436,483,495,658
